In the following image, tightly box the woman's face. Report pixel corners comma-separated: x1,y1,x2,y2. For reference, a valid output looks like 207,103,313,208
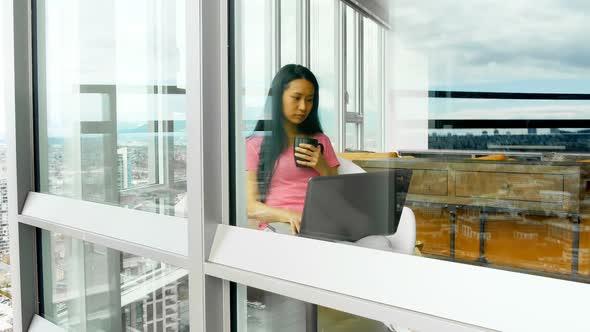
281,78,315,126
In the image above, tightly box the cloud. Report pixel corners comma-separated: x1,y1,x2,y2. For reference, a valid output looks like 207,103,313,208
390,0,590,85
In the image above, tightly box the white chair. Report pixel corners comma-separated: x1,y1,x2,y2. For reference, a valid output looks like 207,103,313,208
337,156,416,255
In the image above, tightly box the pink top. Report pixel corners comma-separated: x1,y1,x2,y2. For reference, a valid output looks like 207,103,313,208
246,133,340,213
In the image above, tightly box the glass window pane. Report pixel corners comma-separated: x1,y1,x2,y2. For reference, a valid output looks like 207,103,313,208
311,0,339,150
236,285,400,332
237,0,274,131
234,0,275,229
233,0,590,292
1,3,14,330
231,1,590,330
345,6,357,115
234,0,345,231
384,0,590,284
40,230,189,331
345,123,358,151
35,0,187,216
362,18,383,152
280,0,299,66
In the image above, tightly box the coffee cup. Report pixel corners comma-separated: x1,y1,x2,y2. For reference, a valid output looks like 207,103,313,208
294,137,324,168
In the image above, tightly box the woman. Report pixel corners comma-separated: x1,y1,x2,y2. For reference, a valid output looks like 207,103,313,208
246,64,340,234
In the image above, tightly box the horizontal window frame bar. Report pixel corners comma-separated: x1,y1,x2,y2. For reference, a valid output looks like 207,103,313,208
398,149,590,158
430,119,590,129
205,262,491,332
18,214,189,269
20,192,189,268
79,84,186,95
428,90,590,100
208,224,590,331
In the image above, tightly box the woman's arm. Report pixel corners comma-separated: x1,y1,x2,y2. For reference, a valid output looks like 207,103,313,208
246,170,302,233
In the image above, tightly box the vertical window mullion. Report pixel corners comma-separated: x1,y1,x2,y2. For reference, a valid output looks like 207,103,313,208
302,0,311,67
380,25,386,151
271,0,281,74
357,13,364,150
339,2,346,151
295,0,303,65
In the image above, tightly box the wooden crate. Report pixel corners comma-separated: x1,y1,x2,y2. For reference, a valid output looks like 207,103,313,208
484,213,573,275
412,204,451,257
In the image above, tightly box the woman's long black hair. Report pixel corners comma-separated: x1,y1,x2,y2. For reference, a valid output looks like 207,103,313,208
254,64,323,202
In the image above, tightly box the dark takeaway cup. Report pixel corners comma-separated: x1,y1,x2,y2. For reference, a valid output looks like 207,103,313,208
294,137,324,168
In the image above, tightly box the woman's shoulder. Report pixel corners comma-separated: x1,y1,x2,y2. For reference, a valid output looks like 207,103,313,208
246,134,264,150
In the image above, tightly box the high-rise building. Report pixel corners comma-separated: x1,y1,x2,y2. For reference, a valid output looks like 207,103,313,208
117,147,132,191
0,178,8,256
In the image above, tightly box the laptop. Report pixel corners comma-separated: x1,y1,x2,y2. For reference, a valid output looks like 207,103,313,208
299,169,413,242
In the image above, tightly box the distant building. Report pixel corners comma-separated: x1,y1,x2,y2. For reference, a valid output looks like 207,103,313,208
0,178,8,256
117,147,133,190
121,255,185,332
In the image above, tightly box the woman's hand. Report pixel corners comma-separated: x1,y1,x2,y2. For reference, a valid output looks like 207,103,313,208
281,210,302,234
295,143,330,174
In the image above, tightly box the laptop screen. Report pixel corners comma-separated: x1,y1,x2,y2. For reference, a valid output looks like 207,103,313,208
300,170,412,242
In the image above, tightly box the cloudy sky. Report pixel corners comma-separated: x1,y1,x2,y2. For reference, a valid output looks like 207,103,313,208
390,0,590,120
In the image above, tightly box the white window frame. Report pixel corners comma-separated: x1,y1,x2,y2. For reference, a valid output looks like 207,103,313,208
8,0,207,330
342,3,387,152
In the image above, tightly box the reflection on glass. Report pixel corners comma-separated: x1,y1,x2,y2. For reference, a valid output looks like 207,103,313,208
378,0,590,284
310,0,339,149
235,0,275,228
362,18,383,152
345,6,357,115
280,0,299,66
237,0,273,131
237,285,410,332
35,0,187,216
345,123,358,151
233,0,590,286
41,230,189,331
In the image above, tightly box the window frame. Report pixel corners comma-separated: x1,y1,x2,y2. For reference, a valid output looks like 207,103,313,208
8,0,38,329
19,192,189,267
8,0,208,330
342,3,386,152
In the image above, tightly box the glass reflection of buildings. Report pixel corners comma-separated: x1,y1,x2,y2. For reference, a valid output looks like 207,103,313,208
46,136,188,331
0,145,8,258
